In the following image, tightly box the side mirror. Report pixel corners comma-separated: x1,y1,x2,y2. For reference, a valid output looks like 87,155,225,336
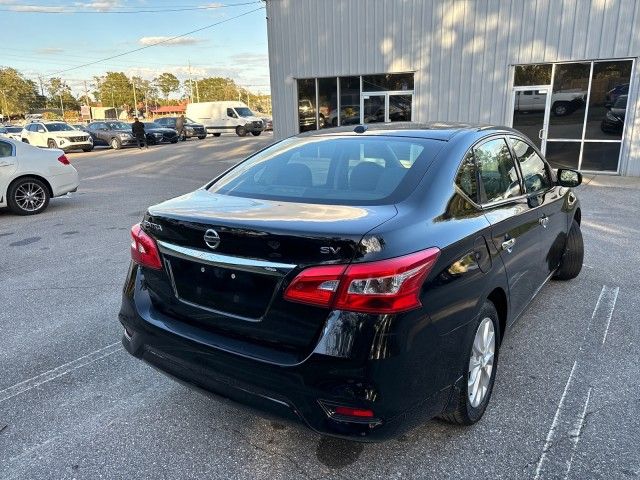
557,169,582,188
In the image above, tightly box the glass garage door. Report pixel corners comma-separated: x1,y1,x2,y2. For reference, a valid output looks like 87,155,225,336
511,60,633,173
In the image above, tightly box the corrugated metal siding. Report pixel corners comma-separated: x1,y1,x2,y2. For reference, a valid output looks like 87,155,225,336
266,0,640,175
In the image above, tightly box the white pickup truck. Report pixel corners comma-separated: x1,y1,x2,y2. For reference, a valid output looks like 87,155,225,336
515,89,586,116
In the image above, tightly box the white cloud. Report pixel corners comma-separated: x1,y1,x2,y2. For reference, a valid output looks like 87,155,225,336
36,47,65,55
74,1,121,12
7,5,65,12
138,36,204,46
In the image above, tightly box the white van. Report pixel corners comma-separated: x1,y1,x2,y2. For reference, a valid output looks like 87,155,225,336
185,101,265,137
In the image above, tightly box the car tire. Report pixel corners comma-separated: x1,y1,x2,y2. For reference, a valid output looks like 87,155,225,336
47,139,56,149
251,131,262,136
82,146,93,152
440,301,500,425
171,139,179,144
22,139,29,144
213,133,221,137
552,101,570,116
236,126,247,137
110,137,122,150
553,220,583,281
198,135,207,140
7,177,50,215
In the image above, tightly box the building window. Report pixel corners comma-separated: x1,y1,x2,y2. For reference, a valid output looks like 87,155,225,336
297,73,414,133
297,79,317,132
511,59,633,173
514,64,552,86
317,77,337,129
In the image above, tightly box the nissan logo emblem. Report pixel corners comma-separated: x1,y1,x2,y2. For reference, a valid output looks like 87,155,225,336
203,229,221,250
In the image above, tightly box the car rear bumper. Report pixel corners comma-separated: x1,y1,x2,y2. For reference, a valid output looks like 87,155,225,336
50,169,80,197
118,264,454,441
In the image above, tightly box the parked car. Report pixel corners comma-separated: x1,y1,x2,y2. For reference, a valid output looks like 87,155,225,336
2,125,23,141
514,89,586,116
600,94,627,134
21,121,93,152
186,101,265,137
262,117,273,131
327,105,360,126
119,123,583,441
153,116,207,140
141,122,179,145
0,137,79,215
605,83,629,104
298,99,325,130
86,121,137,150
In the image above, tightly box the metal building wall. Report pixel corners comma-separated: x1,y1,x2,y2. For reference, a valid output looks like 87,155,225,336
266,0,640,176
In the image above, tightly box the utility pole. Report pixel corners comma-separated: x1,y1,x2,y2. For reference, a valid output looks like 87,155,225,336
59,94,64,118
0,90,9,122
37,76,45,96
188,60,194,102
195,79,200,102
83,80,90,105
132,80,138,116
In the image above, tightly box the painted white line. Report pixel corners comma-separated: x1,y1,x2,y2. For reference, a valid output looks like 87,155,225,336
590,286,606,320
563,387,593,480
600,286,620,345
0,342,122,403
534,360,578,480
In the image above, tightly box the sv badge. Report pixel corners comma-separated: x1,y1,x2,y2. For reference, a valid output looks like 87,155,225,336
320,246,341,255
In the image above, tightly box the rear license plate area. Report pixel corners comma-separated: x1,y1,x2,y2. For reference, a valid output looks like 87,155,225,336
167,256,278,319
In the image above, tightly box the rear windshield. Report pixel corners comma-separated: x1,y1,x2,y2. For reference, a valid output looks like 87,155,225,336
208,136,444,205
7,127,21,133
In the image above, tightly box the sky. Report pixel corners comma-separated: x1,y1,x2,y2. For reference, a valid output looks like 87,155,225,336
0,0,270,97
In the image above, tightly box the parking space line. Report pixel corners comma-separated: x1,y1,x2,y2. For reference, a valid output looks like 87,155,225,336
534,361,578,480
0,342,122,403
534,284,619,479
563,387,592,480
599,286,619,345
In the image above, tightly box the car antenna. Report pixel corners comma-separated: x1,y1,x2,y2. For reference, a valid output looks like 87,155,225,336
353,124,368,134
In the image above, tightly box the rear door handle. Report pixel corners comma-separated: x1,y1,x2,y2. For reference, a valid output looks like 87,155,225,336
539,216,549,228
501,238,516,253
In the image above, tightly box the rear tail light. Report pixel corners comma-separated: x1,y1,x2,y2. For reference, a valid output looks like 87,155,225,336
333,406,375,418
130,223,162,270
318,401,380,424
284,247,440,314
57,154,70,165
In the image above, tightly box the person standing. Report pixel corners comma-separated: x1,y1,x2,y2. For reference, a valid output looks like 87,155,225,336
132,117,147,149
176,114,186,141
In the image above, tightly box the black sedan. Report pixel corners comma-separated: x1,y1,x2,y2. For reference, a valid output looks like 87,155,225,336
119,123,583,441
154,116,207,140
142,122,179,145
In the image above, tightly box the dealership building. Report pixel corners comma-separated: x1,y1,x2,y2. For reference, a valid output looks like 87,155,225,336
265,0,640,176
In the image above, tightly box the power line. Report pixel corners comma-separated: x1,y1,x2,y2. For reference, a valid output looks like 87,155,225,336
0,1,262,14
46,7,265,76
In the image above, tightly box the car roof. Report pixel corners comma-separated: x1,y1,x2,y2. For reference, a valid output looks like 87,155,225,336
296,122,521,142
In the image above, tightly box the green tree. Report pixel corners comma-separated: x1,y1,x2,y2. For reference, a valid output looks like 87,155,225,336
46,77,79,111
93,72,133,108
0,68,42,117
153,72,180,101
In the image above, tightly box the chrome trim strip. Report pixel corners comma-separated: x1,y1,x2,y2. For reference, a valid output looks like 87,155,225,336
157,240,296,276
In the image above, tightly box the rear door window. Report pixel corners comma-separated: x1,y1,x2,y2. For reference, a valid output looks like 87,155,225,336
455,151,478,203
509,137,552,193
208,136,444,205
0,141,12,157
475,138,522,203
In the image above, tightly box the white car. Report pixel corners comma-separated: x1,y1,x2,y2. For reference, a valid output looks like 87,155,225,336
0,137,79,215
21,121,93,152
3,126,24,141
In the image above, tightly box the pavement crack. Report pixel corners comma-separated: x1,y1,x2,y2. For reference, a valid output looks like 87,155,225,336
226,426,319,480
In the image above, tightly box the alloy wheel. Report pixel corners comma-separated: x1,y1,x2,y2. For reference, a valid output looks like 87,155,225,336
468,317,495,408
15,182,46,212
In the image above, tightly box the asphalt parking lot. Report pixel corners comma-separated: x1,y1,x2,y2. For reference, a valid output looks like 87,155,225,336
1,134,638,480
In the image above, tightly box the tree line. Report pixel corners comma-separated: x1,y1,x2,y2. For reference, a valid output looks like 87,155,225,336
0,67,271,118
